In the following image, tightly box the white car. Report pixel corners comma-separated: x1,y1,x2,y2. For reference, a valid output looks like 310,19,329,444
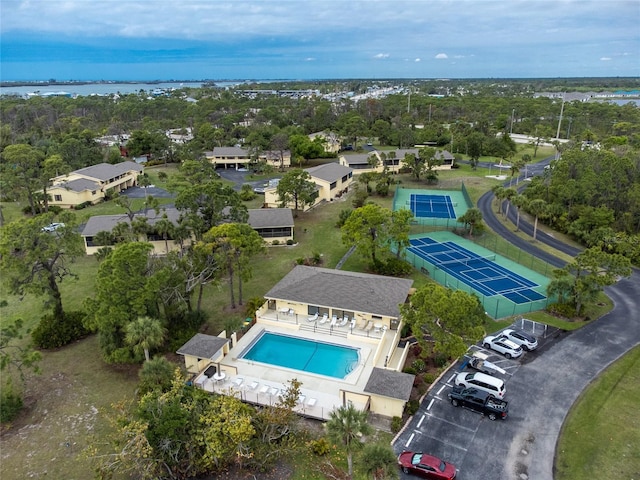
483,335,523,359
501,328,538,351
42,222,65,232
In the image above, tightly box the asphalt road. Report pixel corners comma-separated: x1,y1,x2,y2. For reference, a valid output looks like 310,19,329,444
393,159,640,480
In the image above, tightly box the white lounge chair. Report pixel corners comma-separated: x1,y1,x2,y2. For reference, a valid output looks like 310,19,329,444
298,394,306,405
308,312,319,322
350,318,356,330
365,320,374,332
259,384,270,394
248,381,259,390
330,315,338,327
307,397,317,407
232,377,244,388
338,315,349,327
319,313,329,324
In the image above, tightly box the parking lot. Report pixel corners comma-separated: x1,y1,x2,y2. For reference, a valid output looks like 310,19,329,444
393,319,563,480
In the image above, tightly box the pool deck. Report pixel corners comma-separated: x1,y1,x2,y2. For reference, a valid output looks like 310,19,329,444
193,319,404,421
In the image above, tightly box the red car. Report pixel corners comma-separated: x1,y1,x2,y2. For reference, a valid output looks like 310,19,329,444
397,451,457,479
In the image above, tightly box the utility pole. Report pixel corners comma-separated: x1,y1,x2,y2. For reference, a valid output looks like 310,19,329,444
510,109,515,134
555,93,565,160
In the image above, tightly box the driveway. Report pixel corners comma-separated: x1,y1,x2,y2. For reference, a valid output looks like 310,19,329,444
393,162,640,479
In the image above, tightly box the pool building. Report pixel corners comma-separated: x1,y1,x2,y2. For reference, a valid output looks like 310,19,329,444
177,266,416,420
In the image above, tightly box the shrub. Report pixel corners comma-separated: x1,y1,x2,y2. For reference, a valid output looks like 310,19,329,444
138,357,176,395
547,302,577,319
286,239,294,245
0,379,23,423
311,251,322,265
239,184,256,201
271,239,280,245
32,310,89,349
379,257,413,276
308,437,331,456
434,353,449,368
391,416,404,433
423,372,437,385
411,359,426,373
74,201,92,210
403,367,417,375
295,257,306,265
375,182,389,197
336,208,353,228
405,399,420,416
352,187,369,208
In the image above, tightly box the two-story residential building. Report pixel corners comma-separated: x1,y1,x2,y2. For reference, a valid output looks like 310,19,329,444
339,148,454,174
204,147,291,170
263,163,353,211
46,161,143,209
248,208,295,244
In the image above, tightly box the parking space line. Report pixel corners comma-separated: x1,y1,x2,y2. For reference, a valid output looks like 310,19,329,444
426,399,435,411
405,433,415,448
417,413,426,428
425,413,479,433
436,384,446,395
447,373,456,383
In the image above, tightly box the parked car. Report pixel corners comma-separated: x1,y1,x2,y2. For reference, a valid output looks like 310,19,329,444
500,328,538,351
397,451,457,479
483,335,523,359
41,222,65,232
448,386,509,421
455,371,506,398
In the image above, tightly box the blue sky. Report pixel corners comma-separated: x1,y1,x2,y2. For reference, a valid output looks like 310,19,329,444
1,0,638,81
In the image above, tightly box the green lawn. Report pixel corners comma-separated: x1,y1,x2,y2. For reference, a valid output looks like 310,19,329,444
555,345,640,480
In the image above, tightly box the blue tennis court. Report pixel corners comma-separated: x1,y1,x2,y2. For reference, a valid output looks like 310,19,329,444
408,237,546,304
407,194,456,219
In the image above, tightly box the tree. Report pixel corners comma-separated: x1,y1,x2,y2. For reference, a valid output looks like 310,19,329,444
275,169,317,216
402,152,425,180
528,198,547,241
511,194,528,232
127,129,170,160
457,208,484,237
491,185,506,215
271,132,290,170
419,147,443,184
358,443,400,480
153,214,176,254
326,403,373,478
341,203,392,266
400,283,486,359
0,213,83,320
503,187,517,219
40,154,70,212
124,316,166,362
201,223,265,309
556,248,632,315
179,159,219,184
175,182,247,240
388,208,413,258
84,242,158,363
467,131,485,170
138,356,175,394
0,143,45,215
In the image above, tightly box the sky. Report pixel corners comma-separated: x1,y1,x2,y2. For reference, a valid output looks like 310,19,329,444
1,0,639,81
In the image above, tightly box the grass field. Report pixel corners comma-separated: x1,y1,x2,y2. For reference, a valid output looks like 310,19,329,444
555,345,640,479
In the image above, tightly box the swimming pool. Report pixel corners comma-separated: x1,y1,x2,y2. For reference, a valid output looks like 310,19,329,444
241,331,360,379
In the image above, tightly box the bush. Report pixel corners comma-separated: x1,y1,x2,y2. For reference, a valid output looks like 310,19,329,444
375,182,390,197
352,187,369,208
403,367,417,375
433,353,449,368
335,208,353,228
423,372,437,385
239,184,256,201
74,201,92,210
271,239,280,245
138,357,176,395
286,239,294,245
405,399,420,416
391,416,404,433
307,437,331,456
32,310,89,349
0,379,23,423
547,302,577,319
412,359,426,373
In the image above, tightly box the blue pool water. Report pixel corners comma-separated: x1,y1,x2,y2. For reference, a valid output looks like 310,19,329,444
241,332,360,379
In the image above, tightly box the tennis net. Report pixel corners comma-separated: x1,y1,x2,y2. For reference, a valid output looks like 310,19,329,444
434,254,496,268
407,199,458,208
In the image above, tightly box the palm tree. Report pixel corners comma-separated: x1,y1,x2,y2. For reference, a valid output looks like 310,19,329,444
511,194,528,232
326,403,373,478
124,316,166,362
503,188,517,219
528,199,547,241
491,185,506,214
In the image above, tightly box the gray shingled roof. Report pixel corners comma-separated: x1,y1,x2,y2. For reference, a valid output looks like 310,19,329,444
212,146,249,156
176,333,230,359
264,266,413,318
340,154,371,166
51,177,100,193
364,367,415,401
73,161,143,181
393,149,453,161
81,207,181,236
248,208,294,228
305,162,353,182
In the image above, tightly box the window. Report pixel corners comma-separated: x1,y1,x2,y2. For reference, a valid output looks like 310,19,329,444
341,174,349,183
330,181,337,190
54,195,62,201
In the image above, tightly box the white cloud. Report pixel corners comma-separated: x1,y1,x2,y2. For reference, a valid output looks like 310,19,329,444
305,57,316,62
600,57,612,61
435,53,448,59
415,58,421,62
374,53,390,59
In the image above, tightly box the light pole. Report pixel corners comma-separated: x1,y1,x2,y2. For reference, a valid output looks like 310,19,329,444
510,108,515,135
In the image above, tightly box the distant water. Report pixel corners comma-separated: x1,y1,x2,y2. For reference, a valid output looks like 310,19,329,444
0,81,241,97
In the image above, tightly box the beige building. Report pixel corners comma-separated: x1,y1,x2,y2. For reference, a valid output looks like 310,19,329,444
263,163,354,211
204,146,291,169
339,148,454,174
308,131,342,154
178,266,416,420
47,161,143,208
248,208,294,244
